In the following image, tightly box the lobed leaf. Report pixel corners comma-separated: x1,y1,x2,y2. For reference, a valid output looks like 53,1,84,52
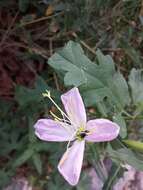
107,145,143,171
113,113,127,138
48,41,130,112
15,76,59,106
13,149,34,168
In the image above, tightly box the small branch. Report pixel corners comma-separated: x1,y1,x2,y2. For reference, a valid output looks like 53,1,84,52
0,11,19,46
72,32,96,55
53,72,60,91
101,48,122,52
20,12,63,27
105,165,121,190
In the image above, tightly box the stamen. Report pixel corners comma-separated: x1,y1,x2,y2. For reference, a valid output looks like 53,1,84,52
50,111,70,124
42,90,71,122
87,129,96,135
50,111,63,121
42,90,77,131
43,90,78,146
76,129,89,141
62,112,77,131
49,111,72,133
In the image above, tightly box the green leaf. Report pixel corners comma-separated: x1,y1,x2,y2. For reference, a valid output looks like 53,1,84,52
0,0,14,7
103,164,123,190
129,68,143,106
87,144,106,181
107,145,143,171
15,76,59,106
0,100,13,118
48,41,130,111
28,118,37,143
76,173,92,190
0,170,12,188
120,40,141,66
19,0,30,12
32,153,42,175
13,149,34,168
123,139,143,152
96,102,108,117
113,113,127,138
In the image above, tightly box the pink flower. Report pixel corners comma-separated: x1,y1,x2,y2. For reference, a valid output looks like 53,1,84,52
34,87,120,186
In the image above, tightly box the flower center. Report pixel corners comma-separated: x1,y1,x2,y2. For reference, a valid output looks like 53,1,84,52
76,127,89,141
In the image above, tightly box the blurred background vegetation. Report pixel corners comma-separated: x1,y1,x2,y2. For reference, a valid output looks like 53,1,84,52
0,0,143,189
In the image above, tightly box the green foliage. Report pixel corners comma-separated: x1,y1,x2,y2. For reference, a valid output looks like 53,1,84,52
46,41,143,186
120,41,141,67
107,145,143,171
76,173,92,190
123,139,143,152
13,149,34,168
1,0,143,188
0,170,12,188
0,75,61,188
113,113,127,138
48,41,130,113
0,0,15,7
15,76,59,106
103,163,123,190
129,68,143,106
32,153,42,175
19,0,30,13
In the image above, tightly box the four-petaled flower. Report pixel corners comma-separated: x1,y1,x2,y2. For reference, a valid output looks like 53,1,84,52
34,87,120,186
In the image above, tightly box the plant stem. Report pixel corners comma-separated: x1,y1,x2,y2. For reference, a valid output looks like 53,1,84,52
105,165,121,190
90,145,107,182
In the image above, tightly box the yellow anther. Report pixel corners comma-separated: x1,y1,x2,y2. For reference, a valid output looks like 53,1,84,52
87,129,96,135
42,90,51,97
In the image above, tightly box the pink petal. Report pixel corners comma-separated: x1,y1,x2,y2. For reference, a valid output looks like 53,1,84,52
61,87,86,128
34,119,74,142
58,140,85,186
85,119,120,142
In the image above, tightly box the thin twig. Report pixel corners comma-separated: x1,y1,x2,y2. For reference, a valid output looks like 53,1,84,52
20,12,63,27
105,165,121,190
101,48,122,52
0,11,19,46
49,38,53,56
30,46,49,59
72,32,96,55
53,72,60,91
49,38,60,91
